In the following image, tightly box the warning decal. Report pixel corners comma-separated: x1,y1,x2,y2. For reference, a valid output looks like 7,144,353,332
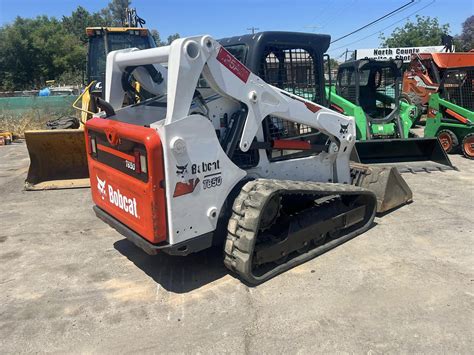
216,47,251,83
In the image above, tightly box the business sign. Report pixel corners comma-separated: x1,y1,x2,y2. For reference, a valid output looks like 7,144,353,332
355,46,453,62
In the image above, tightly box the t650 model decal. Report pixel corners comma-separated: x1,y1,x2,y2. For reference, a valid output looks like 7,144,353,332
217,47,250,83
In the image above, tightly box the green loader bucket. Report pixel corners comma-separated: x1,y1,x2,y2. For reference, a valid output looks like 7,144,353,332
352,138,456,173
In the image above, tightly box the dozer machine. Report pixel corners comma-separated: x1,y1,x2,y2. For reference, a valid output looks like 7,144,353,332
24,23,156,190
326,58,454,172
85,32,412,284
403,52,474,159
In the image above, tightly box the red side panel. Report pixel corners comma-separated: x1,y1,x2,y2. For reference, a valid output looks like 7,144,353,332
85,118,167,244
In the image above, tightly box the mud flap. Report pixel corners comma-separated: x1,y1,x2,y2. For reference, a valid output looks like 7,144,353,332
24,129,90,190
352,138,455,173
351,163,413,214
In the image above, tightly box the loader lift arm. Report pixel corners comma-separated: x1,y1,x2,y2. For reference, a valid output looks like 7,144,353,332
105,36,356,183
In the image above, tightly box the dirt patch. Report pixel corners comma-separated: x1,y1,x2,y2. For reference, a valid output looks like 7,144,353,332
0,251,22,261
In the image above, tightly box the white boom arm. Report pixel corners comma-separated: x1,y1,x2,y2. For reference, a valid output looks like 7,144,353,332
105,35,356,183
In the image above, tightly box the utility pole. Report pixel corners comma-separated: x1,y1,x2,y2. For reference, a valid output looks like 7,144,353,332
343,49,355,62
247,27,260,34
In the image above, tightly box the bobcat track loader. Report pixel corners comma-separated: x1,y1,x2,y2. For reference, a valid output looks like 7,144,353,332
86,33,412,284
24,26,156,190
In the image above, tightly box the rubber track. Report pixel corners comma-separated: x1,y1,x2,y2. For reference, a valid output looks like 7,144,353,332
224,179,377,284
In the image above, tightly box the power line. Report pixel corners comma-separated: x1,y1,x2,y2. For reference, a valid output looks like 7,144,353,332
302,0,334,29
329,0,436,53
331,0,415,44
304,25,322,32
318,0,358,30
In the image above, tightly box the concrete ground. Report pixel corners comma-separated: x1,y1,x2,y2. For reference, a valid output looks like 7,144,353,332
0,141,473,353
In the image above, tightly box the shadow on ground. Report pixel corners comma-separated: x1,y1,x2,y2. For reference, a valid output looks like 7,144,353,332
114,239,229,293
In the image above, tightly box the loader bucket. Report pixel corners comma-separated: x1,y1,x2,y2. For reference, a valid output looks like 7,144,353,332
24,129,90,190
353,138,455,173
351,163,413,214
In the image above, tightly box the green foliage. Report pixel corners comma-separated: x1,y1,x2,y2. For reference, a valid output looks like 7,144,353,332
167,33,181,45
0,16,85,90
150,29,166,46
456,15,474,51
151,31,180,46
324,58,339,79
379,15,450,47
0,1,179,91
62,6,106,44
101,0,132,26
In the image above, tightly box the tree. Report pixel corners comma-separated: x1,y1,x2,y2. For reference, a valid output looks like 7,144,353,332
456,15,474,51
150,31,181,46
379,15,450,47
101,0,131,26
0,0,180,90
62,6,106,44
0,16,85,90
150,29,166,46
167,33,180,45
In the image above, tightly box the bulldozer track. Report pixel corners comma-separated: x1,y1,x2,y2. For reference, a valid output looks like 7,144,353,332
224,179,377,284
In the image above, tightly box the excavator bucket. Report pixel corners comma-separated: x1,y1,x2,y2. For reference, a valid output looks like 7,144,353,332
353,138,455,173
351,163,413,214
24,129,90,190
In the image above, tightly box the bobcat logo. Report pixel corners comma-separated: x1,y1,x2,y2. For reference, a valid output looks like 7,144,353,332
176,164,188,177
340,123,349,134
97,175,107,200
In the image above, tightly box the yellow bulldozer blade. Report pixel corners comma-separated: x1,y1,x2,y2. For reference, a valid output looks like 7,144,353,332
24,129,90,190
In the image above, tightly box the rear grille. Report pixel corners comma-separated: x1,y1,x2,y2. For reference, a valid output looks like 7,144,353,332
88,130,148,182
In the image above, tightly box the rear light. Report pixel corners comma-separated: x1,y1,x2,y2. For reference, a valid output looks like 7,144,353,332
140,154,147,174
133,150,147,174
134,151,141,174
90,136,97,155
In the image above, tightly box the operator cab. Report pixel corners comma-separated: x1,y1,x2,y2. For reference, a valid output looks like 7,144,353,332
336,59,403,122
218,32,332,164
439,66,474,111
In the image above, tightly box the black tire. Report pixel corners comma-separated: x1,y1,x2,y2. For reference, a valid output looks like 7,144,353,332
437,129,459,154
461,133,474,160
400,92,423,124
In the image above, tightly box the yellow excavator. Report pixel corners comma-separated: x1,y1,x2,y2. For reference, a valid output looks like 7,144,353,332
24,25,156,190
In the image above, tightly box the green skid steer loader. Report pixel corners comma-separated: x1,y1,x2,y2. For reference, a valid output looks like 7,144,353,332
423,57,474,159
327,59,454,172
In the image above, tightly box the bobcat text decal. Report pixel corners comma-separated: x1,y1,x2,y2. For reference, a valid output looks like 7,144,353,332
96,175,138,218
173,159,222,197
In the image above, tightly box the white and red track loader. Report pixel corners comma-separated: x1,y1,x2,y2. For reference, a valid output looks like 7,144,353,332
85,34,411,284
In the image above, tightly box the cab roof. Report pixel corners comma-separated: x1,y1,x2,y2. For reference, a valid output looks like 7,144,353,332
218,31,331,72
414,52,474,69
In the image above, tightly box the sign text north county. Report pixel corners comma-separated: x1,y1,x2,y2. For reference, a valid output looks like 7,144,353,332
355,46,453,62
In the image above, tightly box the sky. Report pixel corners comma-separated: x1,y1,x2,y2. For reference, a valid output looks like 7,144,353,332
0,0,472,58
